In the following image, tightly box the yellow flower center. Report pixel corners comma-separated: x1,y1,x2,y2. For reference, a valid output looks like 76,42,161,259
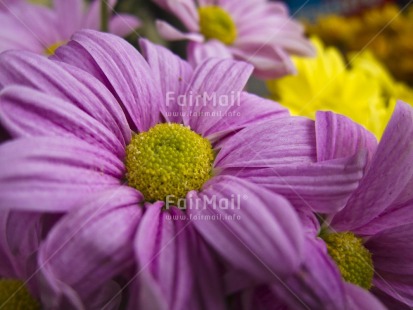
198,6,237,45
0,279,40,310
44,41,66,56
125,123,214,203
321,232,374,290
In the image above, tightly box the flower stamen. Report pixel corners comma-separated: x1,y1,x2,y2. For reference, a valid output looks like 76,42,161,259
321,231,374,289
198,6,237,45
0,279,40,309
125,123,214,203
44,41,66,56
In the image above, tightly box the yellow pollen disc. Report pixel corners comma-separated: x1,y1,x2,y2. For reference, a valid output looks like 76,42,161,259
125,123,214,203
44,41,66,56
0,279,40,310
322,232,374,290
198,6,237,45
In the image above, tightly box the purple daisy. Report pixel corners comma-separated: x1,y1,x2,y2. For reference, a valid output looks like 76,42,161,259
153,0,315,79
0,210,42,309
0,29,311,308
231,102,413,310
0,0,140,55
0,28,370,308
324,101,413,309
0,194,121,309
0,0,19,11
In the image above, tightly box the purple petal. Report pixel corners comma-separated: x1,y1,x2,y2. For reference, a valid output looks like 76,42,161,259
222,152,366,214
4,211,42,272
187,40,232,67
215,116,366,213
367,224,413,273
0,122,10,143
273,236,346,310
225,235,344,309
331,101,413,231
109,14,141,37
345,283,387,310
364,223,413,306
316,111,377,168
183,58,253,136
207,92,289,143
0,210,22,278
53,0,83,38
215,117,316,168
253,287,288,310
37,187,142,309
82,0,116,30
355,199,413,235
0,85,125,157
0,50,131,145
156,21,203,42
153,0,199,32
230,44,296,79
187,175,304,282
372,274,413,308
53,30,163,132
135,204,226,310
85,281,122,310
372,287,412,310
0,0,22,11
0,210,59,295
139,38,193,124
0,13,44,53
233,285,287,310
1,2,62,52
235,28,315,58
0,137,124,212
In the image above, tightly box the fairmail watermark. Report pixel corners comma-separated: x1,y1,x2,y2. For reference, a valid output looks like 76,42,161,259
166,91,242,107
166,193,246,210
164,193,247,221
165,213,241,221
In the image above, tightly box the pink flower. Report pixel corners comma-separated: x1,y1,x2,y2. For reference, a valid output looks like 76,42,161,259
154,0,315,78
0,30,307,308
0,0,140,55
229,102,413,310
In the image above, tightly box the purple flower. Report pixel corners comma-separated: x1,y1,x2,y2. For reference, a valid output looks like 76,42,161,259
0,209,65,308
0,0,140,55
324,101,413,309
153,0,315,79
233,102,413,309
0,30,316,308
0,0,19,11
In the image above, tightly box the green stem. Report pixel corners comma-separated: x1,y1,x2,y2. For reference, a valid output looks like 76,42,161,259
100,0,109,32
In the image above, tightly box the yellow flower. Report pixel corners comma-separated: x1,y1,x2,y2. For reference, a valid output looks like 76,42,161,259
305,15,361,49
307,4,413,86
350,50,413,104
266,37,413,139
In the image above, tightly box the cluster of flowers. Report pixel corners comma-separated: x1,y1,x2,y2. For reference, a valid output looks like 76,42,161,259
0,0,412,310
267,37,413,139
307,3,413,85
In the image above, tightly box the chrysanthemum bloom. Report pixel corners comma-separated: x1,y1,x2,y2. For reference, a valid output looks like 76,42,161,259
0,207,124,309
0,210,43,309
0,29,326,308
0,0,141,55
322,101,413,309
234,102,413,309
350,50,413,105
267,37,413,139
153,0,315,79
307,3,413,85
0,0,19,11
